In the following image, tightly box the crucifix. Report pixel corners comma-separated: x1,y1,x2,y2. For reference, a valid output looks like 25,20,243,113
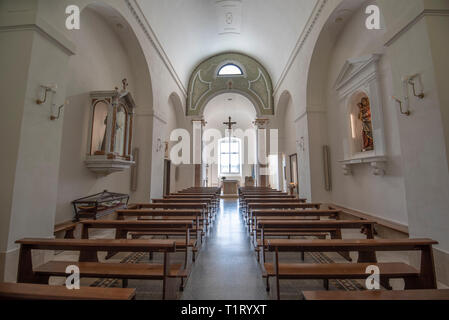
223,116,237,131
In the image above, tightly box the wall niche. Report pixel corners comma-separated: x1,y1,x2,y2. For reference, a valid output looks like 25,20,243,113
334,54,387,176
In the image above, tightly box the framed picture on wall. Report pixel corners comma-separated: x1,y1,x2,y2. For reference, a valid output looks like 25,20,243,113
289,153,299,195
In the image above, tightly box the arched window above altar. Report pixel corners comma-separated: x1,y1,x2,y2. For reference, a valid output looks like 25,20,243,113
218,63,243,76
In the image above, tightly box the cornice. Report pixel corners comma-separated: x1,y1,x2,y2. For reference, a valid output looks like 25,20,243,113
125,0,187,98
274,0,328,95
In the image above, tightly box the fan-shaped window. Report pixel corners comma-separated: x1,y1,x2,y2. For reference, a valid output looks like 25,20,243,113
218,64,243,76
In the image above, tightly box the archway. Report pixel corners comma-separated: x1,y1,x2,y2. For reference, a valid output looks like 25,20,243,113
202,93,258,187
187,52,274,117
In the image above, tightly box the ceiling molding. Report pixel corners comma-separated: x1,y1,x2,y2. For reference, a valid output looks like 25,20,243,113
125,0,187,98
273,0,328,96
384,9,449,47
0,13,76,56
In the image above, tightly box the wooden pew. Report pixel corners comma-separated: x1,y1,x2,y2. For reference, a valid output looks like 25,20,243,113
116,209,205,243
257,219,376,263
302,289,449,300
265,238,438,300
166,194,218,212
250,209,342,259
80,220,194,268
250,209,341,234
16,238,180,300
0,282,136,300
245,202,322,227
152,199,214,214
129,203,210,231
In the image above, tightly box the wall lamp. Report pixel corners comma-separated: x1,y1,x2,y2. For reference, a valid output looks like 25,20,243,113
405,74,424,99
36,84,57,105
392,96,411,116
50,100,69,121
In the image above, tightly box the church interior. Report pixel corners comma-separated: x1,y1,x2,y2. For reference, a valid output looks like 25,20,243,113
1,0,449,302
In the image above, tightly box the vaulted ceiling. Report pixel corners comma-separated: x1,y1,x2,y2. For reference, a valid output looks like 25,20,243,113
135,0,318,89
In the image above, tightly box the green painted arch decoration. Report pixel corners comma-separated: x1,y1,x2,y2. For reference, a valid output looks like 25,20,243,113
187,52,274,116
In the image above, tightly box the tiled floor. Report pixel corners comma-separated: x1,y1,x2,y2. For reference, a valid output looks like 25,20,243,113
181,199,268,299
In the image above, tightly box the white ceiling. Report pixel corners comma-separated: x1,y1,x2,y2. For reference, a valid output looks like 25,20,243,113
135,0,318,88
203,93,257,134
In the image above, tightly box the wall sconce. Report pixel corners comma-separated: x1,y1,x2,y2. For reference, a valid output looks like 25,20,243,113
50,100,69,121
392,96,411,116
36,84,57,105
405,74,424,99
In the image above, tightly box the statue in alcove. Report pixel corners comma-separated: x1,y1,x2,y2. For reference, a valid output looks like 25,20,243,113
357,97,374,152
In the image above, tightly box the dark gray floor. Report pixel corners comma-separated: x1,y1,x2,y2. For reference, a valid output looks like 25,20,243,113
181,199,268,300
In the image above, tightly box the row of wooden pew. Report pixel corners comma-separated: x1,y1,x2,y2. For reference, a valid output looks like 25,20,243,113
239,186,448,300
0,187,221,300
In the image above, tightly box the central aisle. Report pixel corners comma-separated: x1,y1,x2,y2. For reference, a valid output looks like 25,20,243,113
181,199,268,299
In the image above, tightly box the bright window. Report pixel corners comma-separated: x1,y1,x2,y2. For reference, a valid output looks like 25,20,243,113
219,138,241,175
218,64,243,76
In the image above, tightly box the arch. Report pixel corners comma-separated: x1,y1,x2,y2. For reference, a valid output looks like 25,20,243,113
276,90,292,118
81,1,153,112
306,0,378,111
187,52,274,116
169,92,187,129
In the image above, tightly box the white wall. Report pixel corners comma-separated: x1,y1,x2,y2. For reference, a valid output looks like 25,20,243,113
324,1,408,225
0,0,186,281
55,8,136,223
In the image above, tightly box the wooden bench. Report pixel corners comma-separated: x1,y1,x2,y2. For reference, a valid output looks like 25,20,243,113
54,222,78,239
265,238,438,300
116,209,205,241
152,199,216,218
250,209,341,234
80,220,195,268
0,282,136,300
257,220,376,263
128,203,210,231
166,194,219,211
302,289,449,300
16,238,180,300
246,203,322,226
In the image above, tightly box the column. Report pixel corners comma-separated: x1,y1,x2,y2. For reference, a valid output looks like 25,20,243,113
254,118,270,187
192,118,206,187
0,4,75,281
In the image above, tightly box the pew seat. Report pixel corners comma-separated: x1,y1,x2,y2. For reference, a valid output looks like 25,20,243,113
0,282,136,300
262,262,419,280
302,289,449,300
34,261,188,280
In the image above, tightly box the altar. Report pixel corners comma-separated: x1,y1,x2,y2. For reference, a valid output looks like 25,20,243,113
222,180,239,197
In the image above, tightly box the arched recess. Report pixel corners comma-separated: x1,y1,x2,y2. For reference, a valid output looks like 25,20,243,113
276,90,292,118
82,1,154,112
306,0,368,111
56,1,154,222
187,52,274,116
169,92,187,129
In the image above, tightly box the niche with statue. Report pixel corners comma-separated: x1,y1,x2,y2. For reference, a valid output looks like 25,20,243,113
334,54,387,176
85,79,136,175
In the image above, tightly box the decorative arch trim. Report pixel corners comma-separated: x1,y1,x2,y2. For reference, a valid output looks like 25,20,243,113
187,52,274,116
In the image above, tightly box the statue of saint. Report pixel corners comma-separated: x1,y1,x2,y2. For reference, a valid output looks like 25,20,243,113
357,97,374,152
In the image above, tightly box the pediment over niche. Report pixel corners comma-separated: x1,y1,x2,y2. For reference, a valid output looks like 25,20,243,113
334,54,381,97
